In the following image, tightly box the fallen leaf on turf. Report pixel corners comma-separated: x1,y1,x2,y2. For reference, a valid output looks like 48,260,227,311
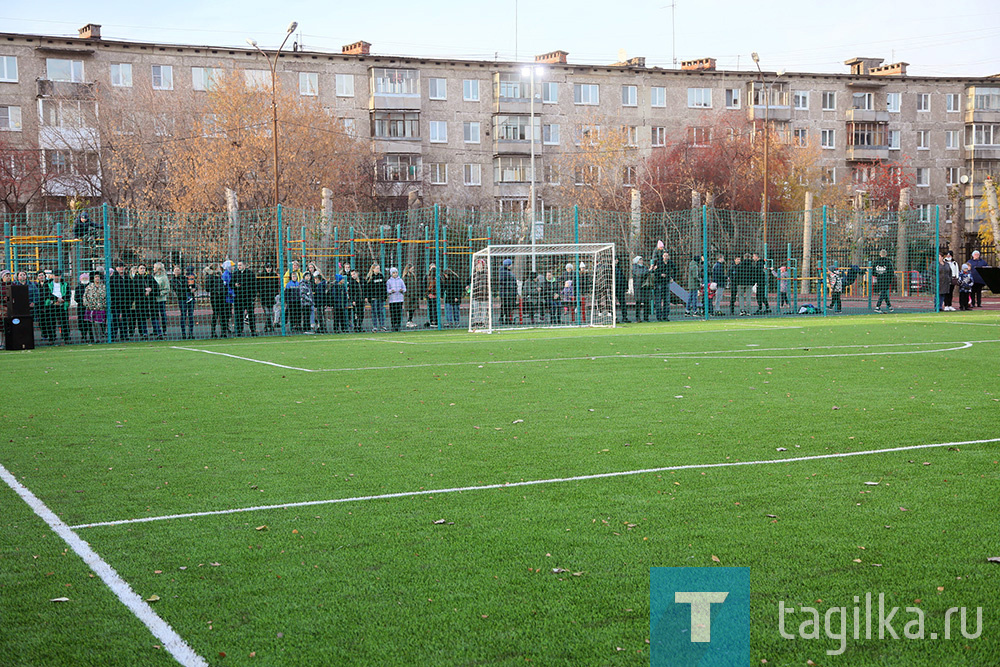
512,419,524,424
864,482,879,486
210,562,220,567
255,525,268,531
832,406,840,410
937,587,945,592
49,597,70,603
899,507,909,512
776,447,787,452
711,555,721,563
433,519,447,525
572,572,584,577
552,568,568,574
987,557,1000,564
853,559,862,563
147,595,160,602
765,514,778,518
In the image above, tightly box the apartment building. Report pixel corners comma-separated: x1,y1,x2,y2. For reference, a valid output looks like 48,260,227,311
1,24,998,241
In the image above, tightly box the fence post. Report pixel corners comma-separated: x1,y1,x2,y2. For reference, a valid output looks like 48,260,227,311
103,204,111,344
702,204,709,321
574,205,581,325
379,225,386,271
802,192,813,295
934,205,941,312
821,205,828,317
349,226,355,270
434,204,442,330
56,222,64,275
278,205,286,336
3,222,10,270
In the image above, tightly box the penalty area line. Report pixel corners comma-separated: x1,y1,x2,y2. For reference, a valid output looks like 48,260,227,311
170,346,316,372
70,437,1000,530
0,463,208,667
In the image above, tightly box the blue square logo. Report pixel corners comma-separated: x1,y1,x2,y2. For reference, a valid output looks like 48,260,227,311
651,567,751,666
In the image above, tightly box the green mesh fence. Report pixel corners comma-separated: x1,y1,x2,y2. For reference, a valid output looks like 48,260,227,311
1,204,941,347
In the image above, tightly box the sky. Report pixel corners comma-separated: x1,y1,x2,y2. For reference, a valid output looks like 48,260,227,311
4,0,1000,77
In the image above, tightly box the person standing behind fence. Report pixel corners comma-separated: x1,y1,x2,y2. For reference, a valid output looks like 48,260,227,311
425,264,439,328
685,255,701,316
752,253,770,314
711,256,726,316
632,256,650,322
83,270,106,342
828,267,844,312
615,257,629,323
402,265,419,327
736,256,754,316
366,263,387,332
443,268,463,327
651,251,674,322
312,272,329,333
76,272,92,343
233,260,257,336
43,270,71,344
170,265,195,339
386,267,406,332
109,262,130,342
347,269,364,331
330,274,348,333
968,250,988,308
152,262,170,339
298,273,315,333
257,262,279,333
771,264,791,311
872,249,895,313
204,263,229,337
132,265,157,341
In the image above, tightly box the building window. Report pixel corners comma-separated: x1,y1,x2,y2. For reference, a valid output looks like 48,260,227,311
947,167,961,186
341,118,356,136
725,88,740,109
299,72,318,96
574,83,599,105
244,70,271,90
151,65,173,90
428,78,447,100
463,121,480,144
110,63,132,88
623,125,638,147
945,130,959,149
946,93,961,112
574,124,601,145
973,87,1000,110
688,126,711,146
373,111,420,139
463,163,481,186
373,68,418,95
0,105,22,131
651,87,666,107
687,87,711,108
792,91,808,110
849,122,886,147
793,128,808,147
541,82,558,103
495,156,533,183
916,167,929,187
192,67,221,91
0,56,17,83
46,58,84,83
852,92,873,110
652,126,666,147
544,164,559,184
39,99,97,128
574,165,600,186
621,85,637,107
917,93,930,112
381,155,420,181
821,91,836,111
822,167,836,185
542,123,559,145
971,123,999,145
429,120,448,143
886,92,900,113
917,130,930,150
622,166,637,186
498,72,525,99
888,130,900,150
429,163,447,185
820,129,835,149
496,115,535,142
463,79,479,101
336,74,355,97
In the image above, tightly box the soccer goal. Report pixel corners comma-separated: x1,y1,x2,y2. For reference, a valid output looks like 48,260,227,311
468,243,616,332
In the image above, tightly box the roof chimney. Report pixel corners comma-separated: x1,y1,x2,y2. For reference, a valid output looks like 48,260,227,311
845,57,884,76
870,62,908,76
78,24,102,40
342,41,371,55
535,50,568,65
681,58,716,71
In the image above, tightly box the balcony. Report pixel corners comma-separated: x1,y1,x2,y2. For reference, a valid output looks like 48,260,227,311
37,79,96,99
747,105,791,122
493,139,531,155
967,145,1000,160
846,146,889,161
965,108,1000,124
845,109,889,123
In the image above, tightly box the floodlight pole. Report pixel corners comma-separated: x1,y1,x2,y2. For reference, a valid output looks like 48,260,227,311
752,52,769,262
523,64,543,273
248,21,298,207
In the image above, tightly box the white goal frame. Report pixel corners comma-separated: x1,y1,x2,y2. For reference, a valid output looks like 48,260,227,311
469,243,616,333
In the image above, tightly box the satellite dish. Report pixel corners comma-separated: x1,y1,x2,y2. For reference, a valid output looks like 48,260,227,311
960,175,970,184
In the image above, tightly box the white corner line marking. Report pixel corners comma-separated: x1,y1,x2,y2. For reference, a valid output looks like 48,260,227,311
69,438,1000,530
170,346,316,372
0,463,208,667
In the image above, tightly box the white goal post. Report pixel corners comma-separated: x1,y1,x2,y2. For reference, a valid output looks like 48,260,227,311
468,243,616,333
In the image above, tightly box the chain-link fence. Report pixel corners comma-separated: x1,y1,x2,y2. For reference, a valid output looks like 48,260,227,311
1,204,943,346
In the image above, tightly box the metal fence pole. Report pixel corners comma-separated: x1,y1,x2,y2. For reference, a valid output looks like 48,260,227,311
934,205,941,312
103,204,112,344
821,205,828,317
702,204,709,321
278,205,286,336
434,205,442,330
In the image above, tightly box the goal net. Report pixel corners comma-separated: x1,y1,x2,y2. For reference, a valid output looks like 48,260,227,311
468,243,616,333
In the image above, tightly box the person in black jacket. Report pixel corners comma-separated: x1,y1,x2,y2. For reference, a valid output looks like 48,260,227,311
443,268,464,327
347,269,364,332
232,260,257,336
751,253,770,314
872,249,895,313
132,264,157,341
711,256,727,316
170,265,197,339
330,274,349,333
109,261,131,341
257,263,280,332
311,272,328,333
651,251,675,321
365,263,387,332
204,263,228,338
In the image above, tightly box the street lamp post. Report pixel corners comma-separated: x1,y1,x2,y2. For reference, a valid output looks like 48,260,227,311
522,65,544,273
751,52,769,261
248,21,298,207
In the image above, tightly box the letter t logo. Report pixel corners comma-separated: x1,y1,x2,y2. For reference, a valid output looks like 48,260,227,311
674,592,729,642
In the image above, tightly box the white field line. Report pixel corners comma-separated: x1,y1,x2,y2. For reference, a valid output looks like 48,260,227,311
172,339,998,373
0,463,207,667
70,438,1000,531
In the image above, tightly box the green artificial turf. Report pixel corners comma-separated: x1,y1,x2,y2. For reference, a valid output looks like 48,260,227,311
1,313,998,666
